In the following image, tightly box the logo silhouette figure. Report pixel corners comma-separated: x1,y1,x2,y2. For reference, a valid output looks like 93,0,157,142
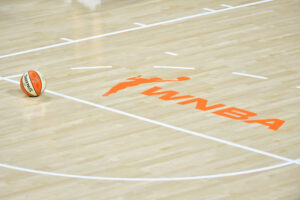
103,75,190,96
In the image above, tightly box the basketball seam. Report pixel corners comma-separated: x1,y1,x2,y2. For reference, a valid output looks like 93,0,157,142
35,70,46,94
20,75,34,97
23,73,36,96
29,70,39,96
35,71,43,95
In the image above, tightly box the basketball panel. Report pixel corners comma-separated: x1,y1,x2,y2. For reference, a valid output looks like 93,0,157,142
35,70,46,93
28,70,42,95
20,75,34,97
22,72,37,96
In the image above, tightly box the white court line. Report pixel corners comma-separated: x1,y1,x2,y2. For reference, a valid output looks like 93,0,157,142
0,41,72,59
1,76,298,181
61,37,74,42
2,77,298,165
4,74,23,79
0,0,273,59
133,22,146,27
146,0,273,27
165,51,178,56
71,66,112,70
203,8,215,12
0,74,22,80
232,72,268,80
220,4,233,8
296,86,300,89
0,161,293,181
153,66,195,70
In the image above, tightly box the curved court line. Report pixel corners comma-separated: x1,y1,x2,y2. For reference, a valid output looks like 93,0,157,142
0,161,294,181
0,0,273,59
1,76,299,181
2,77,299,166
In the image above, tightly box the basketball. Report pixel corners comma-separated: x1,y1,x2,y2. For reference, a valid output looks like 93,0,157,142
20,70,46,97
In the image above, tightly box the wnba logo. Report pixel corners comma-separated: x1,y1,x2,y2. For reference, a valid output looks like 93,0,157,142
103,75,285,131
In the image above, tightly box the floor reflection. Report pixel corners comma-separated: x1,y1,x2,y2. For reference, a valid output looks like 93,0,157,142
65,0,102,10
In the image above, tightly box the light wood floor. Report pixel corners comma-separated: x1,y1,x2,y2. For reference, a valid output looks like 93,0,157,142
0,0,299,199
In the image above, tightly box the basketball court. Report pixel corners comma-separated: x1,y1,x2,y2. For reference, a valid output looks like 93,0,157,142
0,0,299,199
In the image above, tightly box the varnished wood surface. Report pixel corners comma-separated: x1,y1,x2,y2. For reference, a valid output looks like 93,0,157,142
0,0,299,199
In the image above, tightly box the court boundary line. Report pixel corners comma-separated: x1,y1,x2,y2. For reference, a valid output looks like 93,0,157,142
1,77,298,165
0,0,273,59
0,161,294,181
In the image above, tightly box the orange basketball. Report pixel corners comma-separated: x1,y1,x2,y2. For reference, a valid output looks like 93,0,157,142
20,70,46,97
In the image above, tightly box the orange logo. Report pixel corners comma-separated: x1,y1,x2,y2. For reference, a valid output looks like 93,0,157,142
103,75,285,131
103,75,190,96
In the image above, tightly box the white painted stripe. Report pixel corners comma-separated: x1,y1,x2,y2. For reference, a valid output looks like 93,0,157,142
3,77,298,165
220,4,233,8
147,0,273,28
0,0,273,59
296,86,300,89
165,51,178,56
61,37,74,42
0,42,72,59
232,72,268,80
74,26,144,43
0,161,293,181
203,8,215,12
133,22,146,27
223,0,273,10
71,66,113,70
153,65,195,70
4,74,23,79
